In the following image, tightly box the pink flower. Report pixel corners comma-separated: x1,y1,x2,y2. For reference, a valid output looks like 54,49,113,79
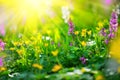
0,24,5,36
0,58,3,66
105,0,112,5
0,39,5,51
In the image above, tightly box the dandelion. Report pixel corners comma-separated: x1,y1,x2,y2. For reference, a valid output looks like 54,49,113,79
32,63,43,70
0,58,3,67
0,40,5,51
52,50,58,56
52,64,62,72
81,41,86,47
0,24,5,36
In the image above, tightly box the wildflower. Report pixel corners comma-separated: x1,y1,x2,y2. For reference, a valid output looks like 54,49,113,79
87,41,96,46
81,41,86,47
81,67,91,73
0,58,3,67
96,27,100,31
80,57,86,64
95,75,104,80
32,63,43,70
0,40,5,51
69,42,73,46
74,31,79,35
68,19,74,35
104,39,109,44
16,50,23,55
73,69,83,75
61,6,70,23
87,30,91,35
98,21,103,28
44,43,48,47
0,24,5,36
52,50,58,56
108,32,115,39
81,29,87,37
10,48,15,51
52,64,62,72
0,67,6,71
100,28,106,36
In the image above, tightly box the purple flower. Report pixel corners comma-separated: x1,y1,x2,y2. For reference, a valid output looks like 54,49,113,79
68,19,74,35
100,28,106,36
0,24,5,36
0,58,3,66
0,40,5,51
80,57,86,64
108,32,115,39
69,42,73,46
104,39,109,44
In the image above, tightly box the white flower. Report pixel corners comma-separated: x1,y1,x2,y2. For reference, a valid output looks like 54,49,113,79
8,72,20,78
87,41,96,46
74,69,83,75
61,6,70,23
46,36,51,40
66,72,75,75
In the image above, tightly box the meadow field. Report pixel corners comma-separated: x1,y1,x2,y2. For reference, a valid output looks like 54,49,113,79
0,0,120,80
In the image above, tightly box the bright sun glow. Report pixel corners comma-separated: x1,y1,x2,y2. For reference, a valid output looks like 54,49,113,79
0,0,68,29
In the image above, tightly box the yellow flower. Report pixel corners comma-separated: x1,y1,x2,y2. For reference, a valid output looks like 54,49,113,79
98,21,103,28
81,41,86,47
87,30,91,35
52,50,58,56
16,50,23,55
95,75,104,80
96,27,100,31
10,48,15,51
74,31,79,35
82,29,87,33
81,29,87,37
32,63,43,70
44,43,48,47
52,64,62,72
13,42,19,46
0,67,6,71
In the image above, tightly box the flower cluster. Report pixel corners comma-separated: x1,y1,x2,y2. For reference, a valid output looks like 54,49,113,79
100,11,118,44
68,19,74,35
